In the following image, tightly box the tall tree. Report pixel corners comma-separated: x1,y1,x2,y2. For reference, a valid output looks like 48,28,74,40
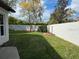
32,0,43,22
20,0,43,31
48,0,69,24
55,0,69,23
20,0,43,23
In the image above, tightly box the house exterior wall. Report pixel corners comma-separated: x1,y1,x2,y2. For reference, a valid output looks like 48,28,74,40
0,7,9,45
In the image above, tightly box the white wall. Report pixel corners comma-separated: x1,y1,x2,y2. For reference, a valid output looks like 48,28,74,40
0,7,9,45
47,22,79,46
9,25,39,31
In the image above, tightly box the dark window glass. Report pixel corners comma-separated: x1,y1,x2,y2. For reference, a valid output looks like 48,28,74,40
0,14,3,24
0,14,4,36
1,26,4,35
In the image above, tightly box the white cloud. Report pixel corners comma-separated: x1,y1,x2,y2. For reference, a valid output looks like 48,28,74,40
67,0,79,12
42,9,53,22
41,0,45,6
10,4,22,18
40,0,47,9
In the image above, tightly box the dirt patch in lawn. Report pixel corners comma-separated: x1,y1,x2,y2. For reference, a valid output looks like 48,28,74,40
43,33,53,36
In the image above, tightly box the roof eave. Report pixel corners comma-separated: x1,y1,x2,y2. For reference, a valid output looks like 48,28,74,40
0,0,15,13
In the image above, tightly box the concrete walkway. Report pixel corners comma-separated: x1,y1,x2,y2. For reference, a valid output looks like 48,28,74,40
0,47,20,59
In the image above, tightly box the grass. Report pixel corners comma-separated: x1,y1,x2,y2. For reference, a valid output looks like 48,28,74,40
3,31,79,59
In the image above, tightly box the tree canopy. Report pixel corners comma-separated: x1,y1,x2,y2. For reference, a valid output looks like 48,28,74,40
48,0,70,24
19,0,43,23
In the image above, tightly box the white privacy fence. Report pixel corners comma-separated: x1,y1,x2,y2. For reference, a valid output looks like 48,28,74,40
47,22,79,46
9,25,39,31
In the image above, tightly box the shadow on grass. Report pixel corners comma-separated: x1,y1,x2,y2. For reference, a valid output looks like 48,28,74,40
3,32,62,59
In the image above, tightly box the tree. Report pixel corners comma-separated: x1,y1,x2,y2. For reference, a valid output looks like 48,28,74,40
20,0,43,23
48,0,69,24
9,16,26,25
9,16,17,24
19,0,43,31
20,2,33,31
55,0,69,23
32,0,43,22
3,0,17,7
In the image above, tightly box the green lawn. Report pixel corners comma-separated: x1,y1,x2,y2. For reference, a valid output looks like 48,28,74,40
3,31,79,59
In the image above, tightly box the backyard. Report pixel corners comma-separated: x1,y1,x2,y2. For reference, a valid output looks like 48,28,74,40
3,30,79,59
0,0,79,59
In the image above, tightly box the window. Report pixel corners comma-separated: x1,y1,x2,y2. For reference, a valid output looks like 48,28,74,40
0,14,4,36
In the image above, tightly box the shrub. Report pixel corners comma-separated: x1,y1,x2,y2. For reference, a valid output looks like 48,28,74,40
38,25,47,32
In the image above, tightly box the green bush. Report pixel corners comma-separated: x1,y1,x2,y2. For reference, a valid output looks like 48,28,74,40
38,25,47,32
22,23,48,25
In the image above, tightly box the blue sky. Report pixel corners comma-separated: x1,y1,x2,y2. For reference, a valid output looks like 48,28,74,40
44,0,57,10
11,0,79,22
41,0,58,22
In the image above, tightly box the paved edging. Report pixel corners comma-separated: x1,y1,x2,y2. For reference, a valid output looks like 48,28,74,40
0,47,20,59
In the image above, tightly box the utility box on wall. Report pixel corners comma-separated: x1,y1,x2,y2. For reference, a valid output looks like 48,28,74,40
0,0,15,45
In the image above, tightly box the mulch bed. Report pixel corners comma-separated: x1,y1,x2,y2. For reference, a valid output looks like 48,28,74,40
43,32,53,36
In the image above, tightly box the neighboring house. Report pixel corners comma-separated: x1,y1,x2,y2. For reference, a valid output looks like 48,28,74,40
0,0,15,45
